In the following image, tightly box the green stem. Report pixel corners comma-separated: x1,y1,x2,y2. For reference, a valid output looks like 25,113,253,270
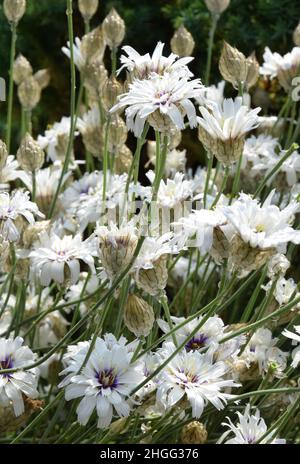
211,165,230,208
6,23,17,153
205,14,219,86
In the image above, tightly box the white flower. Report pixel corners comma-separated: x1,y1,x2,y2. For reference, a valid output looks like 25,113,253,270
260,46,300,90
219,404,286,444
28,230,97,286
221,191,300,250
62,37,86,71
38,117,78,162
156,342,239,418
0,155,30,186
0,336,39,417
282,325,300,368
77,105,101,135
197,80,225,107
0,190,43,241
198,97,261,142
118,41,194,79
262,277,300,306
111,73,202,137
132,233,179,272
242,134,279,172
146,171,194,208
59,335,144,428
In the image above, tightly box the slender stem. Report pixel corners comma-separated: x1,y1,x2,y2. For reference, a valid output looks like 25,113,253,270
48,0,76,219
211,165,230,208
205,13,218,86
31,170,36,201
161,295,178,347
203,154,213,208
111,47,117,76
6,23,17,153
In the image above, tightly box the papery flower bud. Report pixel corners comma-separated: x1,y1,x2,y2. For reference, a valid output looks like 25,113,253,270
82,125,103,159
0,398,43,435
108,116,128,152
3,0,26,25
168,128,182,150
114,145,133,174
17,133,45,172
267,254,290,279
198,125,245,165
13,54,32,85
170,26,195,57
96,224,138,280
245,53,260,89
204,0,230,14
18,76,41,110
181,421,208,444
124,294,155,337
148,111,176,134
135,255,169,297
219,42,248,90
34,69,51,90
0,140,8,169
81,26,105,63
78,0,99,21
0,236,10,267
102,8,125,49
83,60,108,96
293,22,300,47
102,77,123,111
210,226,230,264
48,359,63,385
229,235,275,277
22,220,51,248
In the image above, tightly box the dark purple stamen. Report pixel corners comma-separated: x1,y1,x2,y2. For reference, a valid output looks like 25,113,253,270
0,356,13,378
96,369,118,390
185,334,209,352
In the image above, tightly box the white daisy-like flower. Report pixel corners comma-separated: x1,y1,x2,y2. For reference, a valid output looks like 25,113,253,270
0,155,30,186
0,190,43,242
260,46,300,91
0,336,39,417
28,230,97,286
282,325,300,368
221,191,300,250
198,97,261,143
62,38,86,72
242,134,279,171
156,342,239,418
77,105,101,135
218,404,286,444
146,171,194,208
196,80,225,107
147,141,186,177
252,148,300,187
59,335,144,428
38,117,78,162
111,73,203,137
262,277,300,307
117,41,194,79
132,233,180,272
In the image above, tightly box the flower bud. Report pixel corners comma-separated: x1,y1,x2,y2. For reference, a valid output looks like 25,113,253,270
81,26,105,64
293,22,300,47
34,69,51,90
135,255,169,297
204,0,230,14
181,421,208,444
83,60,108,96
170,26,195,57
78,0,99,21
18,76,41,111
17,133,45,172
229,235,275,277
124,294,155,337
82,125,103,159
22,220,51,248
210,226,230,264
198,124,245,165
96,224,138,280
3,0,26,25
245,53,260,89
0,236,10,267
0,140,8,169
148,111,177,134
102,8,125,49
102,76,123,111
219,42,248,90
108,116,128,152
115,145,133,174
13,54,32,85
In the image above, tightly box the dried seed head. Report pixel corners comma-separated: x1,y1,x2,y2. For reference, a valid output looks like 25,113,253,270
102,76,123,111
17,133,45,172
245,53,260,89
82,125,103,159
13,54,32,85
108,116,128,152
81,26,105,64
83,60,108,96
198,125,245,165
229,235,276,277
114,145,133,174
293,22,300,47
210,226,230,264
34,69,51,90
148,111,177,134
0,140,8,169
0,398,43,434
96,225,138,280
204,0,230,14
102,8,125,49
135,255,169,297
22,220,51,248
219,42,248,90
168,127,182,150
181,421,208,444
78,0,99,21
3,0,26,24
170,26,195,57
124,294,155,337
18,76,41,111
0,236,10,267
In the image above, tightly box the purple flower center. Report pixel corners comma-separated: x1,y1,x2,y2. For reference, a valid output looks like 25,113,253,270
0,356,13,378
185,334,209,352
97,369,118,389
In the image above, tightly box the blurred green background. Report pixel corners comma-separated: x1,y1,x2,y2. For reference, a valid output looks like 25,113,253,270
1,0,300,153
